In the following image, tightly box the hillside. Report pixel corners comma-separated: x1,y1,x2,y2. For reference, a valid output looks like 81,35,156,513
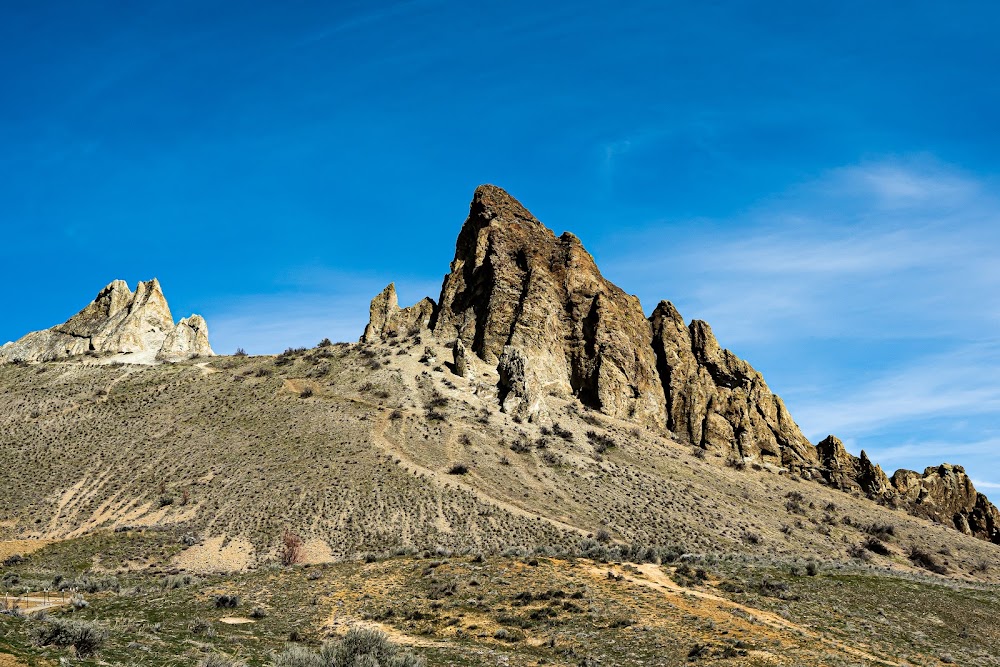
1,343,998,578
1,185,999,666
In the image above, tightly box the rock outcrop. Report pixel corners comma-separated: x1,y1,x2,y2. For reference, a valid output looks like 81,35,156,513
432,184,666,425
0,279,214,364
452,339,469,377
817,435,860,489
361,283,435,343
157,315,214,362
818,437,999,543
360,183,1000,544
650,301,815,466
856,451,893,498
890,464,1000,542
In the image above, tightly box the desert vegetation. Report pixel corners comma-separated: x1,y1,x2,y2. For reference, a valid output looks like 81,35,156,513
2,342,1000,665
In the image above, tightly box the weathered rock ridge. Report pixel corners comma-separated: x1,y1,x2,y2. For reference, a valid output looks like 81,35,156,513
816,435,999,543
0,279,214,364
651,301,815,467
363,184,1000,544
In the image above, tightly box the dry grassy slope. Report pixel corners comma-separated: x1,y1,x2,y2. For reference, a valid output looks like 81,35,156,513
1,336,998,580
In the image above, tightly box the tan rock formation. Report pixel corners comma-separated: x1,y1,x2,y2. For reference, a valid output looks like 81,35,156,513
432,184,666,425
157,315,214,362
361,283,435,342
857,451,893,497
817,435,860,489
888,464,999,541
0,279,213,364
360,183,1000,545
650,300,816,466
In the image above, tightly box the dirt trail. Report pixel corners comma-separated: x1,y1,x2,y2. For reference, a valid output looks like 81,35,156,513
371,409,590,537
592,563,901,667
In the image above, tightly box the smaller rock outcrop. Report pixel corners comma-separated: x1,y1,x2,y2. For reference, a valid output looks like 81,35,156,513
856,451,893,497
0,279,214,365
817,438,1000,543
157,315,214,362
817,435,860,489
452,339,469,377
497,345,542,418
888,464,999,541
361,283,435,342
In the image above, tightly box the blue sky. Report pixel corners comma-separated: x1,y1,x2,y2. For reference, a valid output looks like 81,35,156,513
2,2,999,489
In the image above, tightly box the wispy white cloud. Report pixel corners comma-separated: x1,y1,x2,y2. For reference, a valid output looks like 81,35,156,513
791,343,1000,440
607,158,1000,345
600,157,1000,485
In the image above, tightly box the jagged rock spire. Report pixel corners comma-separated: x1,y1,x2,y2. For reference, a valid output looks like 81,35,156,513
432,184,667,425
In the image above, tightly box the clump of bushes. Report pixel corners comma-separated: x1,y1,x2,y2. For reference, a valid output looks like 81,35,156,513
586,430,616,454
271,627,424,667
162,574,196,590
551,422,574,441
281,530,305,567
214,594,240,609
58,575,119,593
190,618,216,637
30,616,107,657
447,463,469,475
908,545,948,574
864,522,896,539
862,536,892,556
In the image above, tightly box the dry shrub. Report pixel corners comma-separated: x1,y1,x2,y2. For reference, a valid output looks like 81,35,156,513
281,530,305,566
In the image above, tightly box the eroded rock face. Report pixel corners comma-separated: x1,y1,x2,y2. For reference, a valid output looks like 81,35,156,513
0,279,213,364
157,315,214,362
857,451,893,497
888,464,999,541
432,185,666,425
817,435,860,489
650,300,816,466
361,283,435,343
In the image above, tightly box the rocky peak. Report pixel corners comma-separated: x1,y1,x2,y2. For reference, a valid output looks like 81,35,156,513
816,435,860,489
856,451,893,497
432,185,666,425
888,464,1000,542
0,278,213,364
157,315,213,362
